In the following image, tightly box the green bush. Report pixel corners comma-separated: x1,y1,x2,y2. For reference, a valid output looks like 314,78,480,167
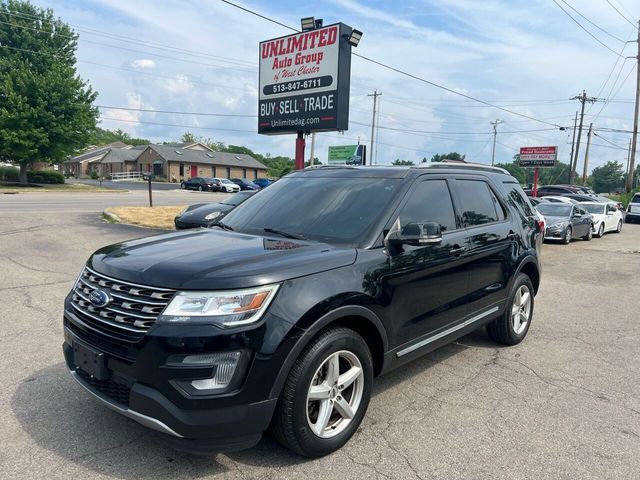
27,170,65,184
90,170,99,180
0,165,19,182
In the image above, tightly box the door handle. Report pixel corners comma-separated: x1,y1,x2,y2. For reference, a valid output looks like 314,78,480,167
450,245,467,256
507,231,519,240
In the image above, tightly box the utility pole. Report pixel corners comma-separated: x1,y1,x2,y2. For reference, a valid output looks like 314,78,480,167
570,90,598,184
626,139,632,184
490,119,503,166
582,123,593,185
308,132,316,167
626,20,640,193
568,112,578,170
368,90,381,165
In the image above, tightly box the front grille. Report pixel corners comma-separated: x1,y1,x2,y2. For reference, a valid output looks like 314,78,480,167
70,266,175,343
76,368,132,407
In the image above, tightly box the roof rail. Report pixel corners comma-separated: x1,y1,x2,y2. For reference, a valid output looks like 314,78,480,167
414,162,510,175
303,164,357,170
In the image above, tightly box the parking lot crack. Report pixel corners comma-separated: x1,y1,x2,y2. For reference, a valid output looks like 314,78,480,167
0,254,73,277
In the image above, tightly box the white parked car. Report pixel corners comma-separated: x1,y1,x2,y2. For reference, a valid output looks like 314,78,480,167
579,202,623,237
541,196,577,204
626,193,640,224
214,178,241,193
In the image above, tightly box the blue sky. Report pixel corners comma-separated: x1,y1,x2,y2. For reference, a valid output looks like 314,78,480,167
29,0,640,171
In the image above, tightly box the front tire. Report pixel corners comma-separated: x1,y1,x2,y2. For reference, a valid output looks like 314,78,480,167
596,223,604,238
615,219,622,233
582,226,592,241
271,327,373,457
487,273,534,346
563,226,572,244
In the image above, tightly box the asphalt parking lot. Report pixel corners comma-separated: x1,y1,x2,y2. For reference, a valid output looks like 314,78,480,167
1,191,639,479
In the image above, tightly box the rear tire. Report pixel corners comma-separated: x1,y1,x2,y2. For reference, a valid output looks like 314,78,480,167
197,185,203,192
487,273,534,346
270,327,373,458
180,183,186,189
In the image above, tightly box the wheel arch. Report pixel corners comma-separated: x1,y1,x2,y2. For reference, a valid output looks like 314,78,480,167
268,305,388,400
515,257,540,295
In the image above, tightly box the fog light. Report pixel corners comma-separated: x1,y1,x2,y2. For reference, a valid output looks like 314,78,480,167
169,350,249,396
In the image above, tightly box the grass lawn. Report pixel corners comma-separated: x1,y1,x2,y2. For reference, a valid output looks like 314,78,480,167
0,182,123,193
106,206,186,230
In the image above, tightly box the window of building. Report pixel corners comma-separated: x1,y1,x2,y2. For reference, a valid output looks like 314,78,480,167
242,168,247,178
253,169,258,180
226,167,231,178
179,163,184,176
211,166,217,177
397,180,457,232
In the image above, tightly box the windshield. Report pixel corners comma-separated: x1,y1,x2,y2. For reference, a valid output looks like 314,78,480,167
221,176,400,245
581,204,605,214
632,195,640,204
221,179,234,184
222,191,253,206
536,203,572,217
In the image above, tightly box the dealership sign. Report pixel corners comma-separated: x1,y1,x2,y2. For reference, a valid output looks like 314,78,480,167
518,146,558,167
328,144,366,165
258,23,352,135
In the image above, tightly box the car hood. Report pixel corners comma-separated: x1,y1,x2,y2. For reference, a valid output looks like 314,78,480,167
178,203,234,219
544,215,570,226
88,229,357,290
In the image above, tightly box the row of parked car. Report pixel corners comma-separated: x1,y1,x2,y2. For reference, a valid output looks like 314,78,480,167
180,176,272,192
525,184,639,244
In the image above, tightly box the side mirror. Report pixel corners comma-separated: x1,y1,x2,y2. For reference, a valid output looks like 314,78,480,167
385,222,442,249
572,212,582,218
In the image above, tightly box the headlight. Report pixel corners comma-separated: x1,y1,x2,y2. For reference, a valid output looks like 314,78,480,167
204,211,221,221
160,284,280,327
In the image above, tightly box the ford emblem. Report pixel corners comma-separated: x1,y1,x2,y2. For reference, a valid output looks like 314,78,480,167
89,289,111,307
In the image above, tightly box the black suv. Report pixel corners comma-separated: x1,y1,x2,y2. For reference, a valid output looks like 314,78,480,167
63,164,542,457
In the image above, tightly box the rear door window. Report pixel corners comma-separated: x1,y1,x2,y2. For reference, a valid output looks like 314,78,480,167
455,180,499,227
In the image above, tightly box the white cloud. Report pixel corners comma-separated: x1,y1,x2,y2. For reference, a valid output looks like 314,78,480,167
131,59,156,69
164,74,193,94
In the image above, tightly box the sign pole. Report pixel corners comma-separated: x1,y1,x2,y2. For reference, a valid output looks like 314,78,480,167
295,131,305,170
533,168,539,198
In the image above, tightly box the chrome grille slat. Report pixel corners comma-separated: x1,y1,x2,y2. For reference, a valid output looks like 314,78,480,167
69,267,175,342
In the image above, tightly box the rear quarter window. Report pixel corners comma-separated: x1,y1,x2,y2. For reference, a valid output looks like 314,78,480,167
502,182,535,219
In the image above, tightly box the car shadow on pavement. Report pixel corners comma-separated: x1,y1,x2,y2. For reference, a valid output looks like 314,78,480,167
12,330,495,476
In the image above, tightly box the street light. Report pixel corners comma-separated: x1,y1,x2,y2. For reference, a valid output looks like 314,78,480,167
347,29,363,47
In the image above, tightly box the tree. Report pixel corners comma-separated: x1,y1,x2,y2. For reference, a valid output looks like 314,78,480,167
87,127,149,147
391,159,415,166
0,1,98,183
495,162,526,184
429,152,466,163
591,161,625,194
180,132,221,150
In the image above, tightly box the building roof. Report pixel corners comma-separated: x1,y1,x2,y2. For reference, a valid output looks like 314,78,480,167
147,145,267,170
65,141,131,163
99,147,146,164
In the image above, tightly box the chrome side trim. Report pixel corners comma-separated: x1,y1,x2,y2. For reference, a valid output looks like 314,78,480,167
396,306,500,358
69,370,183,438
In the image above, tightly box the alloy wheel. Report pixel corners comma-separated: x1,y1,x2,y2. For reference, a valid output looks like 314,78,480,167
598,224,604,237
306,350,364,439
563,227,572,244
511,285,532,335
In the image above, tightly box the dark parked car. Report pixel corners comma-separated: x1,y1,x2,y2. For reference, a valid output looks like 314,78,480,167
62,164,542,457
561,193,598,203
253,178,272,189
537,202,593,243
626,193,640,223
174,191,257,229
231,178,260,191
536,185,582,197
180,177,216,192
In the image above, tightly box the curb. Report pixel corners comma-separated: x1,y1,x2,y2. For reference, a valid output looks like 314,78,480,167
102,208,122,224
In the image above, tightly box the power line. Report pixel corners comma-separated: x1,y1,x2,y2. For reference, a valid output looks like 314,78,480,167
552,0,626,58
1,10,257,68
558,0,626,43
98,115,255,133
96,105,256,118
605,0,638,28
218,0,562,128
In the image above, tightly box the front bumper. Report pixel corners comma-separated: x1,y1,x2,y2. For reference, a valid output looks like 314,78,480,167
62,319,278,452
543,227,566,240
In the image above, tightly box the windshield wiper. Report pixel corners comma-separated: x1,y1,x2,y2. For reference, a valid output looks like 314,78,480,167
263,227,305,240
216,222,234,231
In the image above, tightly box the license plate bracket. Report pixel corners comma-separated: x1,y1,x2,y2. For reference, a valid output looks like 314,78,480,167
73,341,109,380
